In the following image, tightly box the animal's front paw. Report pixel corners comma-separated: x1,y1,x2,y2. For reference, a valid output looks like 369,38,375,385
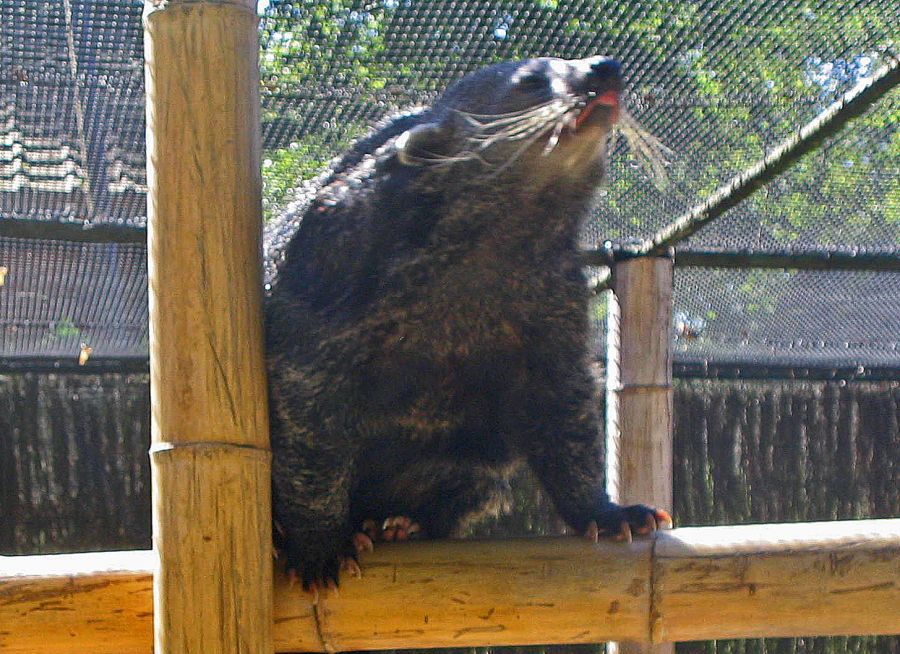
584,504,673,543
276,529,361,592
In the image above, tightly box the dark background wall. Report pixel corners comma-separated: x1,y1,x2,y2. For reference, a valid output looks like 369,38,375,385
1,373,898,653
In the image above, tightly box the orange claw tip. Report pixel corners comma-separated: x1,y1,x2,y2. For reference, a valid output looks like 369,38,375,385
353,532,374,553
637,513,658,536
361,518,379,539
584,520,600,543
655,509,674,530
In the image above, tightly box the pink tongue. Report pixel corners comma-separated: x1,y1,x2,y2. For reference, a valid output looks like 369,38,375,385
576,90,621,127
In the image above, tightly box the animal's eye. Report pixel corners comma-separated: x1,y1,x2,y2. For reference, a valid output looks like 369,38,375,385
516,73,546,92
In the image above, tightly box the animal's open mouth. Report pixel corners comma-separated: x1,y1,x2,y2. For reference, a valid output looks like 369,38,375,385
574,90,621,129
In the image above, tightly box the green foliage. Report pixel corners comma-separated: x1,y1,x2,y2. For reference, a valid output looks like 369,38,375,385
51,319,81,339
257,0,897,253
259,0,395,98
255,0,897,391
261,124,362,221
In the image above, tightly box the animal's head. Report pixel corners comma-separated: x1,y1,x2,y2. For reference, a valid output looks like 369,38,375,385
391,56,624,188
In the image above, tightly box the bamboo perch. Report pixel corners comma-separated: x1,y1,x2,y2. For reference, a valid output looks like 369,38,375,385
2,520,899,653
143,0,272,652
605,257,675,517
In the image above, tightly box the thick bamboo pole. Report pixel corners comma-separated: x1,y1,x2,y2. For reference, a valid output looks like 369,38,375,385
143,1,272,653
2,520,899,653
606,256,675,654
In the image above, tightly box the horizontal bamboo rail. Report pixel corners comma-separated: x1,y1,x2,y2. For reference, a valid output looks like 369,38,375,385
1,519,898,653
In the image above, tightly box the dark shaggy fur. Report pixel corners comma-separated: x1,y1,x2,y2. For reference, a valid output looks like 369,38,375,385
265,56,668,588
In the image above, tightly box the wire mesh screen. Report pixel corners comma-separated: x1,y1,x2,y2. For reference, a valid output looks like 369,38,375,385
0,0,146,227
590,268,900,372
671,267,900,370
0,0,898,370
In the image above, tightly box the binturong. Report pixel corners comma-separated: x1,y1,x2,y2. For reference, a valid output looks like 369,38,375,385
264,56,672,590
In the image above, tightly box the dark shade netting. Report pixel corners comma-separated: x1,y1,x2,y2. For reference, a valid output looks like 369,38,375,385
1,0,898,370
0,237,147,360
670,268,900,370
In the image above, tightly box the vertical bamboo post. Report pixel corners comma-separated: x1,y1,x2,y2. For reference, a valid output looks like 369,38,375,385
606,255,675,653
144,1,272,652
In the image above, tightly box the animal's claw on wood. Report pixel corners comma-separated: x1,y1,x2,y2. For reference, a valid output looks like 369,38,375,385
341,557,363,579
614,522,633,543
636,512,658,536
590,503,672,543
382,516,422,541
361,516,424,542
362,518,379,541
654,509,674,530
353,532,374,553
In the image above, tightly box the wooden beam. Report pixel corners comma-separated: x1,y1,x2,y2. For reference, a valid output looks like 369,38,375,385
2,520,899,653
606,255,675,654
654,520,900,642
143,1,272,653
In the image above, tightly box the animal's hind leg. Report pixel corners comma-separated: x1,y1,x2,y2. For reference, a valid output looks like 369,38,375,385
369,460,515,539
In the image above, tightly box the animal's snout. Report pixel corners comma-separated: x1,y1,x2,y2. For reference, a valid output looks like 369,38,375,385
570,56,624,99
572,56,623,128
588,57,622,82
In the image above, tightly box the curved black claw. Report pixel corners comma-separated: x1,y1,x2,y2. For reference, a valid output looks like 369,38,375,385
277,529,360,591
585,504,673,543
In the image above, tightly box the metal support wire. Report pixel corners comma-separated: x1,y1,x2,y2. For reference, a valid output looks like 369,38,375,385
0,356,150,374
589,56,900,291
0,218,147,244
584,247,900,274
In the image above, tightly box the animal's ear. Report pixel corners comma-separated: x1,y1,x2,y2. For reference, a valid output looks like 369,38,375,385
394,121,455,166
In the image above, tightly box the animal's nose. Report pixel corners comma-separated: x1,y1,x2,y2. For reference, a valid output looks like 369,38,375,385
588,57,622,81
572,56,623,97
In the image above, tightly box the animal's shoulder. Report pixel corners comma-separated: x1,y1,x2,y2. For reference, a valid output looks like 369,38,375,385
263,107,430,287
328,107,431,179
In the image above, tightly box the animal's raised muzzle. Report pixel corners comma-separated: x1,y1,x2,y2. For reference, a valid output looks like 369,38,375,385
578,56,624,95
574,57,623,128
588,57,622,84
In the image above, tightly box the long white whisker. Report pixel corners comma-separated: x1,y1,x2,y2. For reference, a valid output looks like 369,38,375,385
614,109,674,189
453,100,562,121
542,117,568,156
486,122,558,178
